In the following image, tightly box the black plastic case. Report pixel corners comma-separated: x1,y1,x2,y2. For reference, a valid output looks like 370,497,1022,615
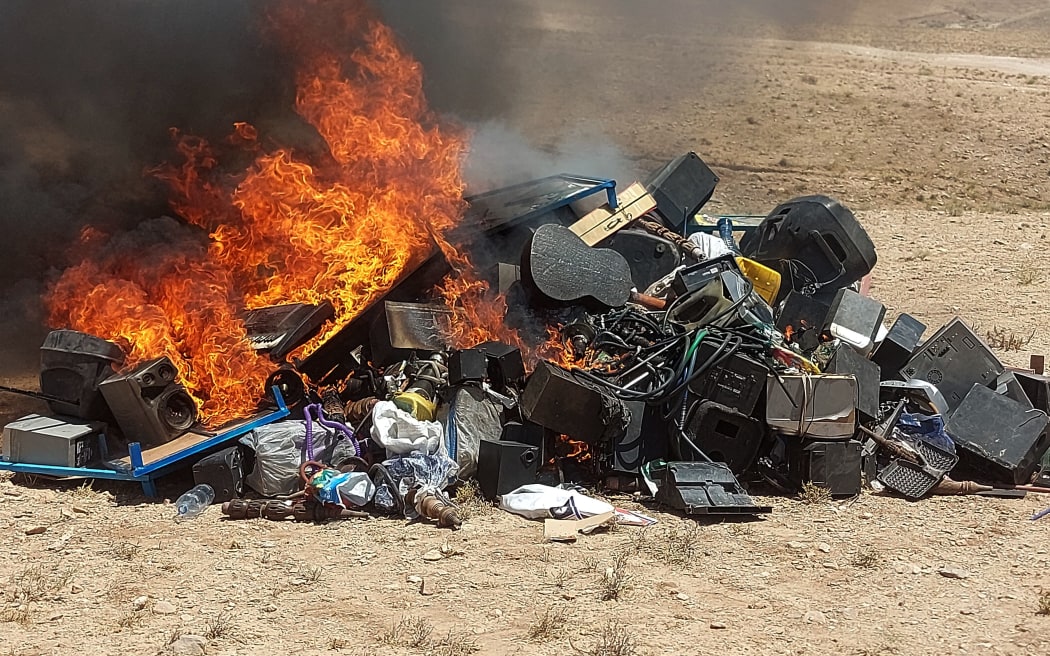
740,195,877,300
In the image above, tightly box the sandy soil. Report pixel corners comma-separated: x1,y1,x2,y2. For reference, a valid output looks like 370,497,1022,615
4,2,1050,655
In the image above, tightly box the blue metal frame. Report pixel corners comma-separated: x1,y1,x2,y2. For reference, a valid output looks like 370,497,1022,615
0,387,290,497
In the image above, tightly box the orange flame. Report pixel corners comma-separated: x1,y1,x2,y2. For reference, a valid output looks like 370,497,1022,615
45,1,473,424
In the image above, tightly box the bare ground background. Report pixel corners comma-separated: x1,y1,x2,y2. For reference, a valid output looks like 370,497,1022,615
4,2,1050,655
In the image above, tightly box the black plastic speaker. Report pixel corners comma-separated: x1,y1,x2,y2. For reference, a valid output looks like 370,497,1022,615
645,152,720,230
477,439,540,500
192,445,246,503
99,357,198,447
39,329,125,420
740,195,877,300
945,383,1050,485
900,318,1003,415
681,400,765,474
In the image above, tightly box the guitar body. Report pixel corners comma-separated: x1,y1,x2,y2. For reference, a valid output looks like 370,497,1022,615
524,223,633,308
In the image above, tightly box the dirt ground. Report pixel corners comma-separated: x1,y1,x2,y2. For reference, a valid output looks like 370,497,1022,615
4,2,1050,655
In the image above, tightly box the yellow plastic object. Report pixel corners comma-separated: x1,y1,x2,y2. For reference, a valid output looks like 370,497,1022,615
736,257,782,305
392,391,437,422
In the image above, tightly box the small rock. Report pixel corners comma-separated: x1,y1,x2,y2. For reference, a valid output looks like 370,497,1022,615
823,562,839,570
60,508,75,519
804,610,828,625
676,593,690,602
153,601,177,615
406,575,422,585
70,584,83,594
71,506,89,515
262,604,277,613
48,612,64,621
24,526,47,536
171,634,208,656
420,578,437,596
710,621,727,629
818,543,831,553
422,549,443,562
493,609,503,618
960,609,975,615
860,512,873,519
787,541,806,549
132,596,149,611
938,567,971,580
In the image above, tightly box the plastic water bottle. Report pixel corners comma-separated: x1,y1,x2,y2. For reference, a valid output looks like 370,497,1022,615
175,484,215,520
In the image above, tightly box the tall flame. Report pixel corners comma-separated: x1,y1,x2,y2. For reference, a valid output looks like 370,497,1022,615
45,0,476,424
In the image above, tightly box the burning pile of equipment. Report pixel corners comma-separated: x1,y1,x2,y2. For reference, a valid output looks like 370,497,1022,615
3,0,1050,525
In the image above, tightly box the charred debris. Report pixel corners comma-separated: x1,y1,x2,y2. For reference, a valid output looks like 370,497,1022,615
4,151,1050,528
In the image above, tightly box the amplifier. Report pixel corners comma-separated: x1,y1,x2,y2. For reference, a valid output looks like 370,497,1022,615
2,414,103,468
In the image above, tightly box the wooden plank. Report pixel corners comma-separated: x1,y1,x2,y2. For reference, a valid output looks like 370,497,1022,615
568,182,657,246
115,430,212,467
115,416,253,467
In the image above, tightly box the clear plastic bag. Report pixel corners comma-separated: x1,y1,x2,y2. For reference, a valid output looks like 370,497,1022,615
239,420,339,497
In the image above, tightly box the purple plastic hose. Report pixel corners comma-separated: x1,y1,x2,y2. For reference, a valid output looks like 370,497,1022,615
302,403,361,460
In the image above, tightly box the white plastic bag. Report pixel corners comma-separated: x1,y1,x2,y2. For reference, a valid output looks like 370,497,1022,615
687,231,734,260
499,484,614,520
371,400,443,456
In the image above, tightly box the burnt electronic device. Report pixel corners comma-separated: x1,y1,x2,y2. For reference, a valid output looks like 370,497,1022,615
681,400,764,475
448,348,489,386
824,343,881,422
900,317,1003,415
476,341,526,390
739,195,877,301
243,301,334,360
822,289,886,355
996,371,1035,409
788,439,863,498
501,421,547,463
99,357,198,448
192,445,247,504
608,401,668,475
687,342,768,416
2,414,103,468
671,255,740,298
766,374,857,439
367,301,453,367
39,329,125,421
945,383,1050,485
477,439,540,500
1012,369,1050,415
644,152,720,230
603,229,682,291
871,313,926,377
775,291,833,353
654,461,772,515
520,361,625,444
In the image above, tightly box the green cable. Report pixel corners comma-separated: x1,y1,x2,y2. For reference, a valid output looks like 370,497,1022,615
684,329,708,361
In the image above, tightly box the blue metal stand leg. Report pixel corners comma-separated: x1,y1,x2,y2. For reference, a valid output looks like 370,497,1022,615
141,478,159,498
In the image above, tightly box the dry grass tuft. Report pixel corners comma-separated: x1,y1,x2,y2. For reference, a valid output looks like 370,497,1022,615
452,480,492,520
1015,254,1045,285
851,548,881,569
629,524,703,566
600,551,631,601
380,616,434,649
296,564,324,583
202,610,235,640
527,604,570,642
433,628,480,656
1038,590,1050,616
799,482,832,505
576,622,638,656
984,325,1035,352
113,542,141,561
